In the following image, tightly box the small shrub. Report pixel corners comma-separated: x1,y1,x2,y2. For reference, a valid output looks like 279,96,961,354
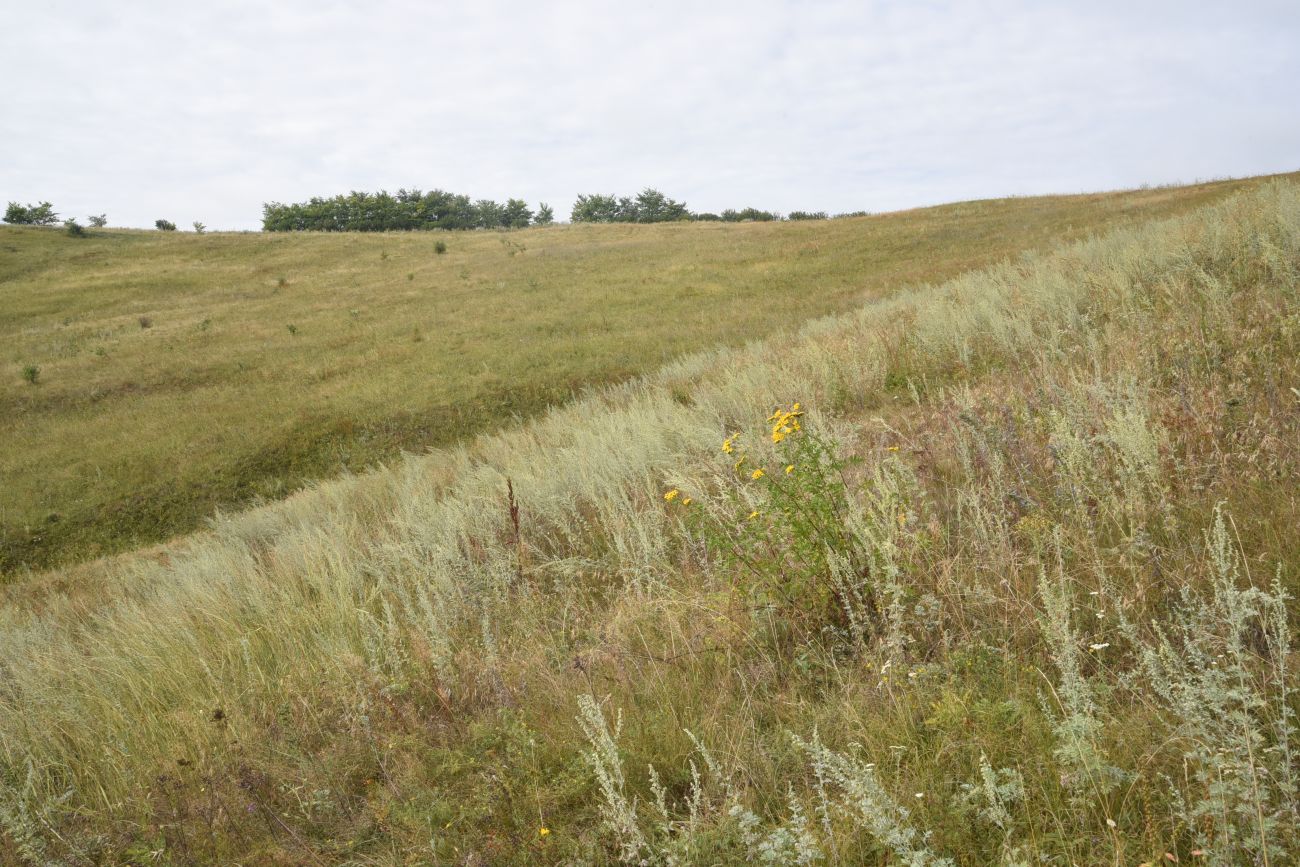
138,316,152,329
286,324,298,336
154,219,176,231
192,221,206,234
63,219,86,237
21,364,40,385
434,240,447,255
407,272,414,281
276,276,288,289
380,250,388,260
788,211,828,221
87,214,107,228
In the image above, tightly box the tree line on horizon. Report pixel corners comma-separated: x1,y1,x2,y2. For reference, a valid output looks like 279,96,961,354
5,191,869,235
261,189,553,232
261,187,867,232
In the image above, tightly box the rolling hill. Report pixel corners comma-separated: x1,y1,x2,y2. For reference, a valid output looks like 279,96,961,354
0,176,1297,863
0,175,1287,574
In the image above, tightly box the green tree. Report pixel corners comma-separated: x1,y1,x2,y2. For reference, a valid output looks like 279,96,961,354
4,201,58,225
502,198,533,229
474,199,505,229
570,194,620,223
721,207,777,222
155,219,177,231
534,203,555,225
632,188,689,222
88,214,108,228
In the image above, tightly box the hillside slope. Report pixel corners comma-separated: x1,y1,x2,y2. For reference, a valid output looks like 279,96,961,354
1,175,1286,573
1,180,1297,863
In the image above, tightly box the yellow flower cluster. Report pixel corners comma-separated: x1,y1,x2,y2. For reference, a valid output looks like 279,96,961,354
663,488,692,506
768,403,803,443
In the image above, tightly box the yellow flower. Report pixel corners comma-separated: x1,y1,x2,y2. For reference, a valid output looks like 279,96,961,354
734,456,746,471
682,497,693,506
664,489,679,501
897,510,907,528
722,438,733,454
785,464,794,474
751,468,765,480
539,827,551,837
747,510,760,520
887,445,900,452
768,404,805,443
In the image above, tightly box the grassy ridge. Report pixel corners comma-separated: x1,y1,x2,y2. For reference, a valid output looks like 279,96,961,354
0,180,1297,863
1,176,1283,573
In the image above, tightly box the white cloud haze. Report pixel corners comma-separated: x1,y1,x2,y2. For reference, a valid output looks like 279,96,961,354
3,0,1297,229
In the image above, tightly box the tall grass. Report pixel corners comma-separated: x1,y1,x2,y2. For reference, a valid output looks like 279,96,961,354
0,181,1297,863
2,174,1286,573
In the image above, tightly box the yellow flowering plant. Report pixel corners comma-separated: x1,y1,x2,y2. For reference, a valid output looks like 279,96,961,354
686,403,886,646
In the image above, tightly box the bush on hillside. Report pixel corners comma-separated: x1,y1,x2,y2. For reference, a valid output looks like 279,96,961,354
4,201,59,225
502,198,533,229
721,207,778,222
262,188,547,232
570,188,691,223
155,219,177,231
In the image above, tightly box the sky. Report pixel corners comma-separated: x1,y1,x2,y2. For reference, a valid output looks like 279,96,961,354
2,0,1297,231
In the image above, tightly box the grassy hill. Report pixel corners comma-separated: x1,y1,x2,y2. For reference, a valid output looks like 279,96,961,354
0,176,1297,863
0,176,1284,574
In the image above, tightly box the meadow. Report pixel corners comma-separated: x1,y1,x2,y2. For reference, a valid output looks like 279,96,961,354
0,175,1282,573
0,175,1296,864
0,178,1294,867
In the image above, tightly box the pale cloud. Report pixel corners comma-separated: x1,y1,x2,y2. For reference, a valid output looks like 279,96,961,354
2,0,1296,229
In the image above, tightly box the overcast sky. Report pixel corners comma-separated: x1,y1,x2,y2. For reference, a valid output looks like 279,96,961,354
3,0,1297,230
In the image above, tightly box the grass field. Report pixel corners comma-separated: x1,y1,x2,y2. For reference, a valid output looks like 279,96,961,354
1,175,1285,573
0,177,1297,863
